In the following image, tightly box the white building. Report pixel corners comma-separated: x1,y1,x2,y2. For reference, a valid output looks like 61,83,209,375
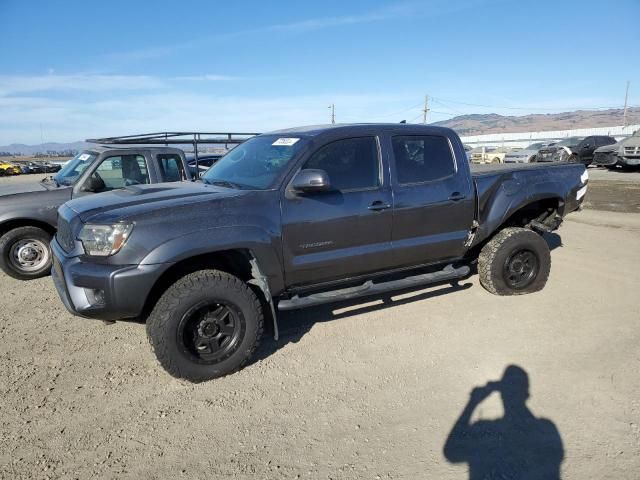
461,124,639,148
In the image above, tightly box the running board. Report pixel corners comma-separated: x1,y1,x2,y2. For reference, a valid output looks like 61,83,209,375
278,264,470,311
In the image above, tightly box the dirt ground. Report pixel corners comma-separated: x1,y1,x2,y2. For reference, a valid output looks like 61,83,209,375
1,169,639,479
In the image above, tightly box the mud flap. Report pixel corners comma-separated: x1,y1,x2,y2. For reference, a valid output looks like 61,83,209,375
247,257,279,341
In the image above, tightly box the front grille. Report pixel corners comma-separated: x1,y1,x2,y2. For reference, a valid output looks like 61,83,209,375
56,217,74,252
624,146,640,156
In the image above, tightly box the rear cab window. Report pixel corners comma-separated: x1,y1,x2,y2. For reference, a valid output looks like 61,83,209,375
157,154,187,182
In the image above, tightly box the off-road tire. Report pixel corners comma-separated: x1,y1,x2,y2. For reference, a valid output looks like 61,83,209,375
568,154,579,163
146,269,263,382
0,226,52,280
478,227,551,296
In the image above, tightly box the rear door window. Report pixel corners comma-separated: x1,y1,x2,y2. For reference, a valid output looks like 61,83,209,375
392,135,455,184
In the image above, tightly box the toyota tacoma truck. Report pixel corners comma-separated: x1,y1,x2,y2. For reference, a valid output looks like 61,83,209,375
50,124,588,382
0,146,190,280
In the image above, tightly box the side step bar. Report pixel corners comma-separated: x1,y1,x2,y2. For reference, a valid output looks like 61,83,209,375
278,264,470,311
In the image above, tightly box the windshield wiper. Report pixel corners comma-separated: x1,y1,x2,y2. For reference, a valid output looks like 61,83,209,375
207,180,244,189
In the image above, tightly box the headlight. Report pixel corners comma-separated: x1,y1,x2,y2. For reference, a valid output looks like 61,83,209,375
78,223,134,256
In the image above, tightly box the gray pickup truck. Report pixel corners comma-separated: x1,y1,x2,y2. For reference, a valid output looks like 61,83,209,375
51,124,588,382
0,146,190,280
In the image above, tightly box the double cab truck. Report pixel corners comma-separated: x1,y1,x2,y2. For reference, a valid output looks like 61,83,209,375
0,146,190,280
51,124,588,382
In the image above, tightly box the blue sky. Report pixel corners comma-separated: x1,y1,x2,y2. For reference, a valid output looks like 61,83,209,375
1,0,638,144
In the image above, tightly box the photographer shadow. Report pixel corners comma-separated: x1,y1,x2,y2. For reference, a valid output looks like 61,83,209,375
443,365,564,480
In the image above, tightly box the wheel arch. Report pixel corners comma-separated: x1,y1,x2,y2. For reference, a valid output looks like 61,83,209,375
468,196,563,260
0,217,56,238
141,248,279,338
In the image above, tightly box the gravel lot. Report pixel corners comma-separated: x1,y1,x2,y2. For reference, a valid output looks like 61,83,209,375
1,169,639,479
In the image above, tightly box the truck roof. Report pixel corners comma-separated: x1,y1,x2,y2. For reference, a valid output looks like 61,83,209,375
267,123,455,137
83,146,185,155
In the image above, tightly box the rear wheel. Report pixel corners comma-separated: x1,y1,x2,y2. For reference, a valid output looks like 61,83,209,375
478,227,551,295
0,226,52,280
146,269,264,382
491,157,501,164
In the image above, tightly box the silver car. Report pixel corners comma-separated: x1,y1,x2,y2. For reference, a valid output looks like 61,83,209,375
504,142,556,164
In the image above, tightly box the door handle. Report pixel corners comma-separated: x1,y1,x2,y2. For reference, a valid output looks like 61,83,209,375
449,192,466,202
368,200,391,211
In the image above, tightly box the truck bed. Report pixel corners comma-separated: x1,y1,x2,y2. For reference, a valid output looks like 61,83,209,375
470,162,577,177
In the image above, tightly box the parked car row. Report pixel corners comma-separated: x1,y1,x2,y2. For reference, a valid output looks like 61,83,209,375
468,134,629,167
0,160,63,176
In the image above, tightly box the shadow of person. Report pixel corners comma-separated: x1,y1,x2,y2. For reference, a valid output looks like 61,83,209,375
443,365,564,480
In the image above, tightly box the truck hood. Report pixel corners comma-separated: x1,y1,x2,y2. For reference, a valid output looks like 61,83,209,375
66,181,246,223
0,180,59,197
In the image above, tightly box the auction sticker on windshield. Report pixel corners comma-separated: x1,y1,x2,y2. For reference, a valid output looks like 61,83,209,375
78,153,91,161
272,138,300,146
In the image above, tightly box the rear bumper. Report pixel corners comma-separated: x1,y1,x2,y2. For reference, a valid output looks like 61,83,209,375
51,238,169,321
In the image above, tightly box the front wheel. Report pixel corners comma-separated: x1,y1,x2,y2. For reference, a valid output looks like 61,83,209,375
146,269,264,382
478,227,551,295
0,226,53,280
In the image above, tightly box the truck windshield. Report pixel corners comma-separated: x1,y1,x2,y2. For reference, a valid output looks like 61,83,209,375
201,135,307,189
53,151,98,186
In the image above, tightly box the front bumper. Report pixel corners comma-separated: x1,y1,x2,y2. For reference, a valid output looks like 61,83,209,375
619,156,640,167
51,238,169,321
592,151,617,166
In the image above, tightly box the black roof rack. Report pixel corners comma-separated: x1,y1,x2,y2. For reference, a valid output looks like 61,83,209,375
85,131,260,178
86,131,259,146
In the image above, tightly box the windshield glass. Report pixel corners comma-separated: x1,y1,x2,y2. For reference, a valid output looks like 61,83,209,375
201,135,307,189
53,151,98,186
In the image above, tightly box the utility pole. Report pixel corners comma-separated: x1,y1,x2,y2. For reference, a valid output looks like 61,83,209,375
623,81,630,128
422,95,430,124
329,104,335,124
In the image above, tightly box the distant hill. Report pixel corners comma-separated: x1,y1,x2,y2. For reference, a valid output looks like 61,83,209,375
0,141,89,156
431,107,640,136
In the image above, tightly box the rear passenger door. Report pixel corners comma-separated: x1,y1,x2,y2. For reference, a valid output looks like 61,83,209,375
281,136,394,287
388,134,474,267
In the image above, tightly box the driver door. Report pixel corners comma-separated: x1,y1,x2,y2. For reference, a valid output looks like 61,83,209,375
281,136,394,287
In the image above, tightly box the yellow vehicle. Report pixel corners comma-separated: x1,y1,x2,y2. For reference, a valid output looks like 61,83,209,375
0,161,22,175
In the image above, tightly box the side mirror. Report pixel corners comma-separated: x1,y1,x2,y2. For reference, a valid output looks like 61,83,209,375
81,174,105,193
291,169,331,193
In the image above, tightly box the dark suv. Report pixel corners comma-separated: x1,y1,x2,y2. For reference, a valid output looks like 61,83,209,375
550,136,617,164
